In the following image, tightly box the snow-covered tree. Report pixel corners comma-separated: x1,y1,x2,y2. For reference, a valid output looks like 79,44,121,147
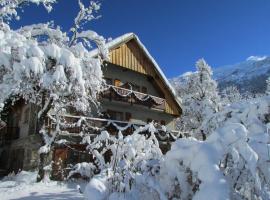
0,0,56,21
82,123,163,199
221,85,242,105
265,76,270,95
175,58,221,139
0,0,108,181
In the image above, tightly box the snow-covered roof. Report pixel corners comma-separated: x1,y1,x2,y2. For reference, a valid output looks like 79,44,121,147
89,33,182,112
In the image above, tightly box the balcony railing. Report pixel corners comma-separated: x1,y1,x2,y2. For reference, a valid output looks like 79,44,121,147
101,85,166,111
47,114,183,142
47,114,145,136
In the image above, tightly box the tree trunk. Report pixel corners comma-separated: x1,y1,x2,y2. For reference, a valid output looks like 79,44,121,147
37,152,48,182
36,95,53,182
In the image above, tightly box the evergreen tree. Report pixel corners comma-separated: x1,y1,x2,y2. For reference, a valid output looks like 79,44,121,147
175,58,221,139
266,76,270,95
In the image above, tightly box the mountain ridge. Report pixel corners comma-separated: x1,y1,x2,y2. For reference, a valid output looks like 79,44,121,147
171,56,270,94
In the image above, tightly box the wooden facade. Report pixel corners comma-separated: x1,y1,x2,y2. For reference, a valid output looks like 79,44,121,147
108,39,181,116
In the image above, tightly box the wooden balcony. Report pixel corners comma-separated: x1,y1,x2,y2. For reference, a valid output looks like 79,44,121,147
48,115,145,136
100,85,166,111
47,114,184,143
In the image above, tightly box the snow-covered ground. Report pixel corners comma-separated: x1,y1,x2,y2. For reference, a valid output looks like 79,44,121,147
0,171,86,200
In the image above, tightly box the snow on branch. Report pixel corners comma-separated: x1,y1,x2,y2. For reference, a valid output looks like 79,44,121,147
0,0,57,21
18,22,68,45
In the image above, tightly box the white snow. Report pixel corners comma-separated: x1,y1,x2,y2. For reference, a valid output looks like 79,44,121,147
84,173,108,200
162,137,229,200
0,171,86,200
246,55,267,62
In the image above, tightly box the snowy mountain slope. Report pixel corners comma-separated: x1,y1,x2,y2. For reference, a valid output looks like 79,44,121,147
171,56,270,94
214,56,270,93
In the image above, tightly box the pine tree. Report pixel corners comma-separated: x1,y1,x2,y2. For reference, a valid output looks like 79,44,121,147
266,76,270,95
175,58,221,139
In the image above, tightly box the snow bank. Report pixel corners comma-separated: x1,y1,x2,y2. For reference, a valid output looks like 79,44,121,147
68,162,96,179
2,170,37,184
84,172,109,200
0,170,86,200
162,138,229,200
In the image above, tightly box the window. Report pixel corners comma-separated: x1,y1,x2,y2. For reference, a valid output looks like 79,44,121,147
160,120,166,126
125,112,132,121
107,110,124,121
114,79,123,87
141,86,147,94
115,112,124,121
122,82,132,89
23,108,30,124
147,118,152,123
132,84,140,92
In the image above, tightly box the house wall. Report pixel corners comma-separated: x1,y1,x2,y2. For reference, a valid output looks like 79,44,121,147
18,104,30,138
103,63,164,97
0,102,40,173
6,102,37,138
101,99,176,130
102,63,176,130
8,135,41,171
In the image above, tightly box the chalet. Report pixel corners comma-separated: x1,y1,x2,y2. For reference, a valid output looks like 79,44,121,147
0,33,182,178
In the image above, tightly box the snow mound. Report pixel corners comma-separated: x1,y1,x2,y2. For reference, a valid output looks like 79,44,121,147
84,173,108,200
2,170,37,184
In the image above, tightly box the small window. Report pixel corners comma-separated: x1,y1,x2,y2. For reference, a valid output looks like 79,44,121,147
107,110,124,121
115,112,124,121
125,112,132,121
132,84,140,92
122,82,132,89
23,108,30,124
141,86,147,94
160,120,166,126
114,79,123,87
147,118,152,123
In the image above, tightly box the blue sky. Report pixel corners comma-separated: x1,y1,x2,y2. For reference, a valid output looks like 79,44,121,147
10,0,270,78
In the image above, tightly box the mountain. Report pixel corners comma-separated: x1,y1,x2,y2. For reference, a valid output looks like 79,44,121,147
171,56,270,94
214,56,270,94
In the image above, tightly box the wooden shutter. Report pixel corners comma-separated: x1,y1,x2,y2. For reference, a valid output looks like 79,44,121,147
114,79,122,87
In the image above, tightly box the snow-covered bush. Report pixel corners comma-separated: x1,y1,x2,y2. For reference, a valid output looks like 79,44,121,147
159,121,269,200
83,123,164,200
160,136,229,200
68,162,97,179
0,0,108,181
171,95,270,200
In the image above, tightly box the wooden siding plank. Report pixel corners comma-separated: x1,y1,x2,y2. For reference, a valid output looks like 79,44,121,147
128,44,132,69
123,44,127,67
116,48,120,66
131,46,135,70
